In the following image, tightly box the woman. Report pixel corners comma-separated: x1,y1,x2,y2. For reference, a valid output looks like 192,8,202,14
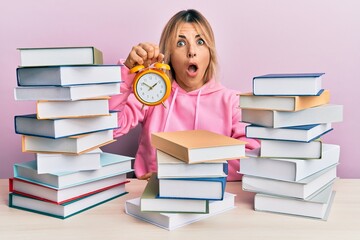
109,9,259,181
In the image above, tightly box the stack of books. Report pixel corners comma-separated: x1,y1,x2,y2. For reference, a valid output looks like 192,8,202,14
239,73,343,220
9,46,134,219
125,130,247,230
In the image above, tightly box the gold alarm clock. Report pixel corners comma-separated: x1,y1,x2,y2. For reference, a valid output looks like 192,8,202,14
130,62,171,108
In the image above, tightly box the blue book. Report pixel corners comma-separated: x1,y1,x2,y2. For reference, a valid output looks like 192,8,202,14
252,73,325,96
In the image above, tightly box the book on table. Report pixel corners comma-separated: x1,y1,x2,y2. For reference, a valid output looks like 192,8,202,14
242,164,337,199
36,149,103,174
158,177,227,200
245,123,333,142
254,183,336,220
259,139,323,159
140,174,209,214
15,112,118,139
22,130,115,154
157,150,228,178
125,192,235,231
14,82,120,101
18,46,103,67
36,98,110,119
252,73,324,96
17,65,121,86
9,183,127,219
14,152,133,189
239,144,340,181
151,130,246,164
239,89,330,111
241,104,343,128
9,173,128,204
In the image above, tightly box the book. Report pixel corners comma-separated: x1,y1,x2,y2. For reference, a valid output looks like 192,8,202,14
22,130,115,154
14,82,120,101
151,130,247,164
157,150,228,178
14,152,133,188
254,183,335,220
245,123,333,142
125,192,235,231
15,112,118,139
141,175,209,213
260,139,323,159
252,73,324,96
36,149,102,174
36,98,110,119
17,65,121,86
241,104,343,128
159,177,227,200
9,173,128,204
239,89,330,111
9,184,127,219
239,144,340,181
18,46,103,67
242,164,337,199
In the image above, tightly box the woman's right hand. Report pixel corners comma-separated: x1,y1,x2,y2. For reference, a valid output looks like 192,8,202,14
124,42,164,69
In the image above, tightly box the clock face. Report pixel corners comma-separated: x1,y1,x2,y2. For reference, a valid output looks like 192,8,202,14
135,72,168,104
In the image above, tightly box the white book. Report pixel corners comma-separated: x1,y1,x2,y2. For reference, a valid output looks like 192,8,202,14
36,98,110,119
18,46,103,67
260,139,322,159
239,144,340,181
14,82,120,101
36,149,102,174
15,112,118,139
22,130,115,154
157,150,227,178
254,183,336,220
241,104,343,128
242,164,337,199
125,192,235,231
17,65,121,86
245,123,333,142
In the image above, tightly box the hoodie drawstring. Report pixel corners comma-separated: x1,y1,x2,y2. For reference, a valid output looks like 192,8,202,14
193,88,202,130
163,87,178,131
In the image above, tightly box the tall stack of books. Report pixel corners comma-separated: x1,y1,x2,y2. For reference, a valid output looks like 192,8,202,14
9,46,134,219
238,73,343,220
125,130,246,230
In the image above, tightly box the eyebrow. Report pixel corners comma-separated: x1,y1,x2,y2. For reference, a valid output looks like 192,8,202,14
178,34,201,39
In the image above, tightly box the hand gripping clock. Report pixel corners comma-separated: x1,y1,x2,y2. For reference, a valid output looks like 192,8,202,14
130,62,171,108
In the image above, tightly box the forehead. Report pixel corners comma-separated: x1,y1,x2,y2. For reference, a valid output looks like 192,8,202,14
177,22,201,36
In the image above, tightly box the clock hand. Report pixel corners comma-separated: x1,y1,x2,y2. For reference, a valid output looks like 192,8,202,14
141,82,152,90
149,81,160,90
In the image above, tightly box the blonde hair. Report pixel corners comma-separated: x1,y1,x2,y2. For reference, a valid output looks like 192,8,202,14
159,9,218,82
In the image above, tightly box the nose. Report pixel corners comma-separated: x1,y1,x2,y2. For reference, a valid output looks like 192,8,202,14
187,44,197,58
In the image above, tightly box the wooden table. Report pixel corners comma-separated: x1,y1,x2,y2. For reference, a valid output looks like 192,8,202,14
0,179,359,240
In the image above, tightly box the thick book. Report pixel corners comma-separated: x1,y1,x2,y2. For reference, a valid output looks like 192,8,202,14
151,130,246,164
245,123,333,142
141,175,209,214
14,82,120,101
239,89,330,111
9,173,128,204
18,46,103,67
125,192,235,231
239,144,340,181
159,177,227,200
241,104,343,128
260,139,323,159
17,65,121,86
36,149,102,174
157,150,228,178
14,152,133,189
242,164,337,199
254,183,336,220
9,184,127,219
252,73,324,96
22,130,115,154
36,98,110,119
15,112,118,139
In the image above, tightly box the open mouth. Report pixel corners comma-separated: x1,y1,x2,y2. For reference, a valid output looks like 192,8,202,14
188,64,198,73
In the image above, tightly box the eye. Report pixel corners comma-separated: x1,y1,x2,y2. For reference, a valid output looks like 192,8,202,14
197,39,205,45
177,40,186,47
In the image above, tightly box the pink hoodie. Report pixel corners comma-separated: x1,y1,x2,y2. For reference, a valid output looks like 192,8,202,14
109,64,259,181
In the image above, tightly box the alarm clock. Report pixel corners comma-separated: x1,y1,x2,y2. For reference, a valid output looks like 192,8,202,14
130,62,171,108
